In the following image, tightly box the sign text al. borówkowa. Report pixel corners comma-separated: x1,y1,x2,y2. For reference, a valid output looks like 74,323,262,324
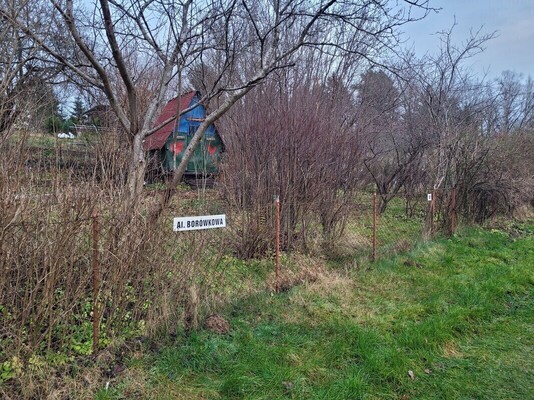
173,214,226,231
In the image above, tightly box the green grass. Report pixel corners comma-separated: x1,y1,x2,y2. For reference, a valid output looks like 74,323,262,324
341,194,427,263
100,224,534,399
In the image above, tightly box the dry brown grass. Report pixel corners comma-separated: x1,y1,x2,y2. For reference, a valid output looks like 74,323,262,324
0,133,230,398
442,340,464,359
267,253,326,293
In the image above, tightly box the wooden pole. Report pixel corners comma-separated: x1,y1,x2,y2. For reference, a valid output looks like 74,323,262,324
275,195,280,293
372,192,377,262
91,207,100,354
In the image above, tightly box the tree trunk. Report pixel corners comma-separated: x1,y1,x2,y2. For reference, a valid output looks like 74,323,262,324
128,133,146,201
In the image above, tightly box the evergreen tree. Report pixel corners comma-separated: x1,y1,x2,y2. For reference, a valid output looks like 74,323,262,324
71,97,85,124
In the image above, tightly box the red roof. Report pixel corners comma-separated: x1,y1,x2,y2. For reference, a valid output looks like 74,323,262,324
143,91,196,151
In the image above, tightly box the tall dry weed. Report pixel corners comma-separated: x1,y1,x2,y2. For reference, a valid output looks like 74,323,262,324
0,132,227,398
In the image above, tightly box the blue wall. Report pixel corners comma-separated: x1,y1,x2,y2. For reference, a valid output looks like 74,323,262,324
175,94,216,137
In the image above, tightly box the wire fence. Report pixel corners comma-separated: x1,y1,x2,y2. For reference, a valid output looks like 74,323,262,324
258,190,457,264
0,189,458,361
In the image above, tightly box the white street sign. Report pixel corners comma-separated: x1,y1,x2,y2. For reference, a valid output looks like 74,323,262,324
173,214,226,231
427,193,432,201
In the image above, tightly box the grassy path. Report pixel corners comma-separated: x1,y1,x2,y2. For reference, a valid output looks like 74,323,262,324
101,225,534,399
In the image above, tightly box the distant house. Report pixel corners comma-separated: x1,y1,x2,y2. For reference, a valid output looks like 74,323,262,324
143,91,224,177
82,105,114,128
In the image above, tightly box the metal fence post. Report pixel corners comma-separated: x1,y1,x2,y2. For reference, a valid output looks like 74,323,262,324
430,189,436,236
372,192,377,262
91,207,100,354
450,187,457,235
275,195,281,293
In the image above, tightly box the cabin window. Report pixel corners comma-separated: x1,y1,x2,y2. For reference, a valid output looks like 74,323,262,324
188,125,197,135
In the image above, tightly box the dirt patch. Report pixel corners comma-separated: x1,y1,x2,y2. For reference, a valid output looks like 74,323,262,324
268,253,326,293
269,266,323,293
204,314,231,334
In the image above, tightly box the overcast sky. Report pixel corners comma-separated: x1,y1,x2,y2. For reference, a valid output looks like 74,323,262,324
400,0,534,79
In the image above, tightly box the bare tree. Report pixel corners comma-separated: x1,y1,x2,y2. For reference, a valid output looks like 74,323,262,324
2,0,222,198
152,0,434,217
402,26,532,226
357,69,429,212
493,71,534,134
411,26,495,190
3,0,433,208
0,0,57,143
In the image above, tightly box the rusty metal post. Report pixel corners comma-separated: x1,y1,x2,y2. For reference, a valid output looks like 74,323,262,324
91,207,100,354
450,187,457,235
275,196,280,293
430,189,436,236
372,192,377,262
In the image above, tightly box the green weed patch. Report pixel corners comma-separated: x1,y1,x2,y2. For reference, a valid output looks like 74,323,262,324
28,226,534,398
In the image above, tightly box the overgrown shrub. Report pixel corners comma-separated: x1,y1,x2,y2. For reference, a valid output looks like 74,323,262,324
455,133,534,223
0,133,227,392
219,79,364,257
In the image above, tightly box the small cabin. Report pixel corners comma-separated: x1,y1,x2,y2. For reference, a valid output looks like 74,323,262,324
143,91,224,178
